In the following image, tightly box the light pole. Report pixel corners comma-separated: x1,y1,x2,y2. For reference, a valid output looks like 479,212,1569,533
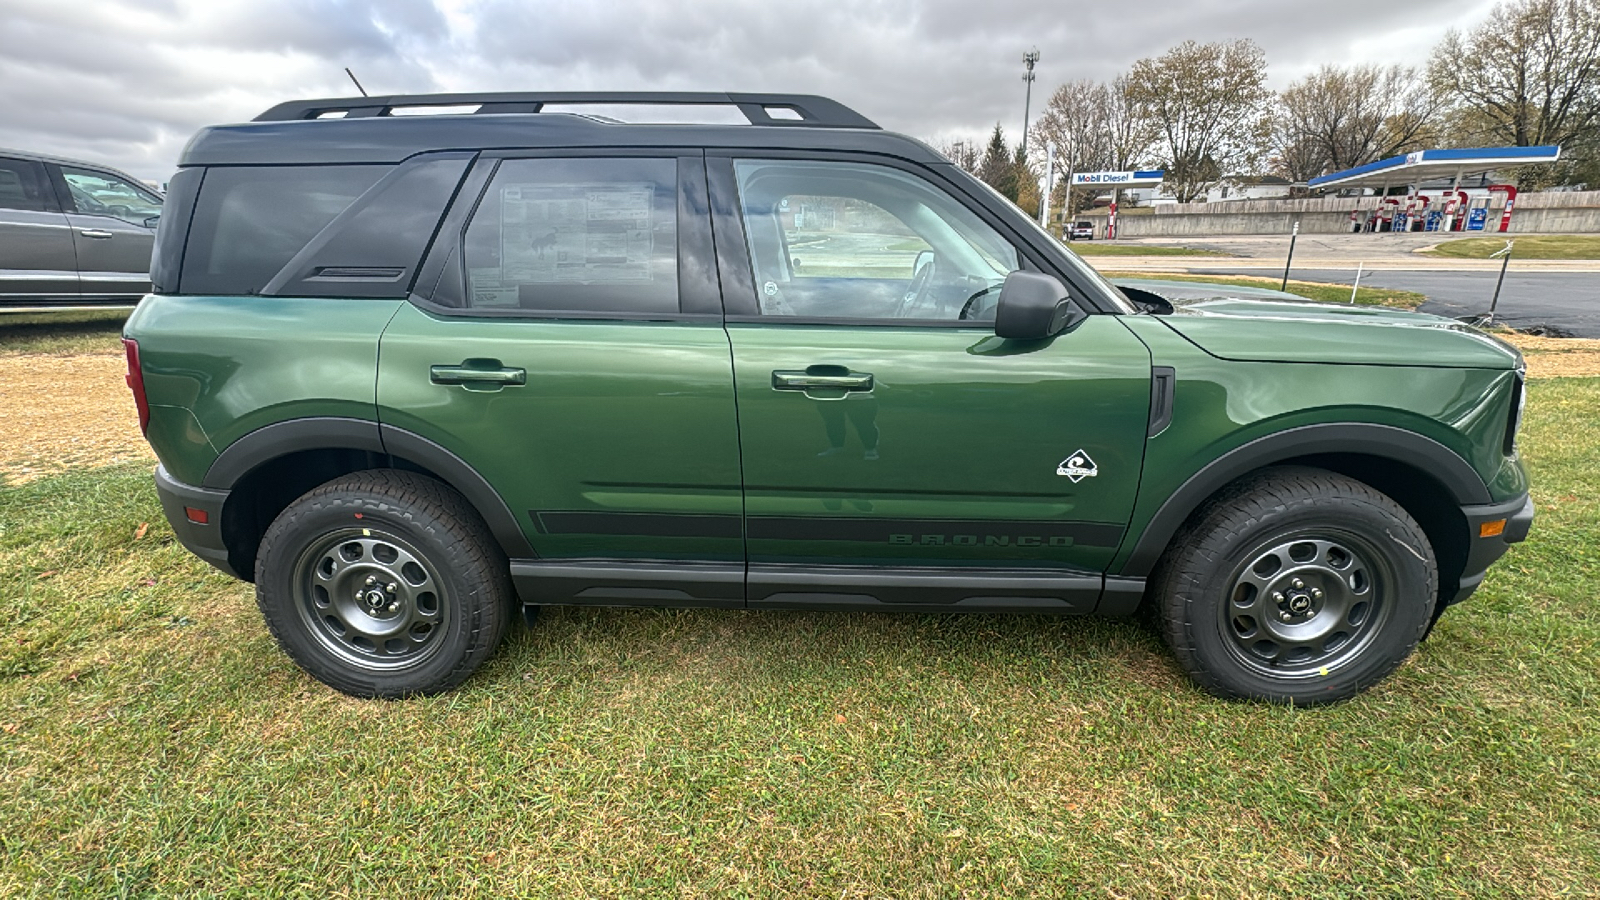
1020,48,1040,159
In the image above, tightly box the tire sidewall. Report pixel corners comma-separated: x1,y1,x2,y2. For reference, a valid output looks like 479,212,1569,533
256,482,497,697
1174,484,1436,704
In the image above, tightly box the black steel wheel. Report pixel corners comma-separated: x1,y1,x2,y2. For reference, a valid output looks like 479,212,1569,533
1221,531,1395,680
293,528,451,671
1154,466,1437,705
255,470,512,698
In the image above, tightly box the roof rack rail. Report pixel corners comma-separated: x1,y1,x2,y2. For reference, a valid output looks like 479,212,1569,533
253,92,880,129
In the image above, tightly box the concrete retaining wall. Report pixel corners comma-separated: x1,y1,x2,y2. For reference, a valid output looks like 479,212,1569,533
1103,190,1600,237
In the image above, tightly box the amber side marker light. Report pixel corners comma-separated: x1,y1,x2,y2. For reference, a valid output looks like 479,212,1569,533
184,507,209,525
1480,519,1507,538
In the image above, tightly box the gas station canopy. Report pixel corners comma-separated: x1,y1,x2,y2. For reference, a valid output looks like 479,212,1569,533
1308,145,1561,191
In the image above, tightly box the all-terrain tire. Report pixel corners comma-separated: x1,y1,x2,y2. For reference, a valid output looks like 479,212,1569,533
255,469,513,698
1152,466,1437,705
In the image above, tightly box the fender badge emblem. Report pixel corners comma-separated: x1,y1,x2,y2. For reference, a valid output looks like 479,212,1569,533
1057,450,1098,483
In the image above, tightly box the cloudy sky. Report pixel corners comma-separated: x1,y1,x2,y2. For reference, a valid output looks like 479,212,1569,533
1,0,1500,184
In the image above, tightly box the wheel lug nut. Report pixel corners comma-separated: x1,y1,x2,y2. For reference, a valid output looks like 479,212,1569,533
365,575,376,586
387,602,399,613
386,582,398,594
1292,579,1305,590
1312,588,1323,599
1272,591,1285,603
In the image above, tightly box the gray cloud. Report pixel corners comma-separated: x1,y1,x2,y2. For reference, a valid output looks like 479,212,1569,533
0,0,1497,184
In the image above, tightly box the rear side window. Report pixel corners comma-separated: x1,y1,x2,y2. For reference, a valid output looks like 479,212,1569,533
461,157,678,314
0,157,55,213
181,164,388,295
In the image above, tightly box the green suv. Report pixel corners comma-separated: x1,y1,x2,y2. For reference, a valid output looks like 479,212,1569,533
123,92,1532,704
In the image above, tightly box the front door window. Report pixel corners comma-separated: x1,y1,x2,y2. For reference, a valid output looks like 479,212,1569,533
733,159,1018,322
59,166,162,226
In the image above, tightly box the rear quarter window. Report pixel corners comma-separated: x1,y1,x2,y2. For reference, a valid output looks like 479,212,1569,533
180,164,389,295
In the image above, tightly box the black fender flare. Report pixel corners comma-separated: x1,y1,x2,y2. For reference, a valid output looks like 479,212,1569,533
203,416,535,559
1118,422,1490,578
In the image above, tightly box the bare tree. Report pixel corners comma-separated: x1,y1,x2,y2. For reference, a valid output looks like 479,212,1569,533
1105,74,1160,172
1429,0,1600,184
1033,76,1156,214
934,137,981,172
1033,79,1111,215
1127,39,1272,202
1268,126,1328,186
1277,64,1441,179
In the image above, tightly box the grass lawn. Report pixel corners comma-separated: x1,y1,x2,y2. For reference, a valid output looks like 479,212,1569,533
1067,243,1225,257
2,374,1598,894
1422,235,1600,260
0,310,130,356
1101,271,1429,310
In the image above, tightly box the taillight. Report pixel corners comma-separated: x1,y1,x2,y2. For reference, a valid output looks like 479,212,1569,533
123,338,150,434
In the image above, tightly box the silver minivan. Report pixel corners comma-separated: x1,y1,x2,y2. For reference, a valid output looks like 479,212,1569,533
0,149,162,311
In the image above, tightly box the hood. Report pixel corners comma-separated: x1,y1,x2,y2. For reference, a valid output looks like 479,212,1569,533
1113,279,1521,370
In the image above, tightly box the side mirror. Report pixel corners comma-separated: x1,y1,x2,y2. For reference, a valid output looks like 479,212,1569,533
911,248,934,278
994,271,1083,339
143,215,161,229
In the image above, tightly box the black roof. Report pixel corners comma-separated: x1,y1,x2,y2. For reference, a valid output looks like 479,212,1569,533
181,92,943,167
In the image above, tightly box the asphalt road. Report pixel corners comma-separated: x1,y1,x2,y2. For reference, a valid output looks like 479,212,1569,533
1192,266,1600,337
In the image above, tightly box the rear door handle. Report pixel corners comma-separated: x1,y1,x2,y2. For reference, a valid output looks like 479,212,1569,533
772,366,874,392
430,361,526,388
79,229,114,239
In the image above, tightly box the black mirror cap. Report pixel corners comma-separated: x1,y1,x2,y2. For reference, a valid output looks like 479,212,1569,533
995,270,1080,339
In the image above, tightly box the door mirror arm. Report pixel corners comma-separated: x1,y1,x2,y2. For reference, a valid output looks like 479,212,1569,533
994,271,1083,340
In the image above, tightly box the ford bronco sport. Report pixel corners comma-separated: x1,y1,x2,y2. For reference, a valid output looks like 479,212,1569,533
123,92,1532,704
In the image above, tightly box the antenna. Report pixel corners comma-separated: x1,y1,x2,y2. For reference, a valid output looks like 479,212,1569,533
1020,48,1040,159
344,68,369,97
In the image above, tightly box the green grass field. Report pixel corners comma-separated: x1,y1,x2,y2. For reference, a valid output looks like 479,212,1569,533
2,376,1597,894
0,310,130,355
1068,243,1224,257
1102,271,1429,309
1423,235,1600,260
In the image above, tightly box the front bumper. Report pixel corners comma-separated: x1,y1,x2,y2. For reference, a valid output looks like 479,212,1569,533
153,464,240,579
1450,493,1535,606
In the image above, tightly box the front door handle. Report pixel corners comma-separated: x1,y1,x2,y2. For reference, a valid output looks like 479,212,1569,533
430,361,527,389
79,229,114,239
772,366,874,392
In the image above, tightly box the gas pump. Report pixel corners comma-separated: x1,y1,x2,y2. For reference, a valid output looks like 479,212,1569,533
1487,184,1518,232
1442,191,1468,231
1378,196,1400,232
1393,194,1422,233
1405,194,1430,232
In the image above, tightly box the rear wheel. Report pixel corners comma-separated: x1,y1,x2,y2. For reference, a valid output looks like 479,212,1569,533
255,470,512,697
1153,467,1437,705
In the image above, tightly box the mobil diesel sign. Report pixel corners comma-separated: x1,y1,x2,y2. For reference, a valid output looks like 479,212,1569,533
1071,170,1165,187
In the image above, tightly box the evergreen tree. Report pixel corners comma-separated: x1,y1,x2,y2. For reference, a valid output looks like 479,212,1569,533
977,124,1020,201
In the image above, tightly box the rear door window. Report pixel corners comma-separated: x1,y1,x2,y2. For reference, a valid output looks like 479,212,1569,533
460,157,678,314
0,157,56,212
181,165,388,295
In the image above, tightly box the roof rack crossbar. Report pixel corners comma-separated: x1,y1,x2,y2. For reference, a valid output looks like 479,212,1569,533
253,92,879,129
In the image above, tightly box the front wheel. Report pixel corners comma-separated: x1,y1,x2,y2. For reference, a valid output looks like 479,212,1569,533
1153,467,1437,705
255,470,513,698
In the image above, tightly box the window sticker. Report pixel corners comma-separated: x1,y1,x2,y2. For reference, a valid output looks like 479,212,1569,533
467,269,518,308
497,183,654,284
